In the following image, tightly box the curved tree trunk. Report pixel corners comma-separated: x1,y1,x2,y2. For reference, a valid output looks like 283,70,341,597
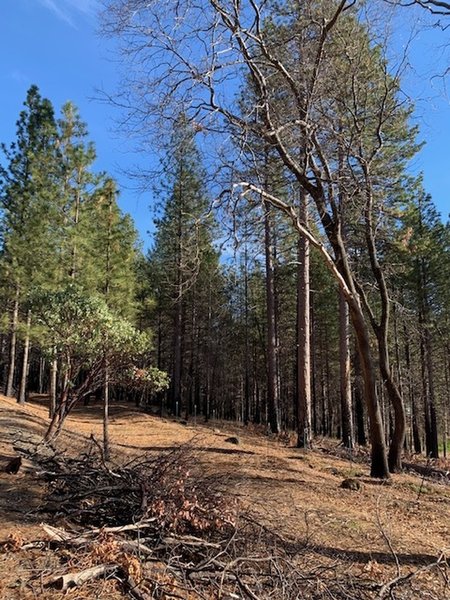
379,350,406,472
44,387,70,442
348,302,389,478
362,174,406,473
241,182,390,477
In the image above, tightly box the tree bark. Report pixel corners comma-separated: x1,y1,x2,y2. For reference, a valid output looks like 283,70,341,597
18,309,32,405
38,355,45,394
380,351,405,472
172,295,183,416
418,254,439,458
348,302,389,478
339,290,354,448
5,289,20,398
352,342,367,445
361,175,406,472
263,200,280,434
103,359,110,460
296,191,311,447
171,183,184,417
403,323,421,453
49,355,57,419
45,386,70,442
424,325,439,458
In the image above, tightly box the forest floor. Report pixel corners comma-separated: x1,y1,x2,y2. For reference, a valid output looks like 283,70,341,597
0,393,449,599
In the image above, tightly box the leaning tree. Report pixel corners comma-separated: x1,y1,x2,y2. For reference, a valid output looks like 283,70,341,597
103,0,422,477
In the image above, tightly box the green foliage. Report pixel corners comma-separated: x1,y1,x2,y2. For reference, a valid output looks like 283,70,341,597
150,114,217,301
55,104,139,317
32,284,167,393
0,85,62,292
145,115,223,413
126,365,171,394
33,285,146,356
0,87,140,348
88,178,139,317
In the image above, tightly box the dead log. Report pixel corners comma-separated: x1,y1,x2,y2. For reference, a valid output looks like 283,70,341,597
47,564,118,590
403,462,450,481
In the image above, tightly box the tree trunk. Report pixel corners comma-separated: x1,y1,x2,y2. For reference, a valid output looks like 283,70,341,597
204,284,213,423
411,393,422,454
172,296,183,416
424,325,439,458
18,309,32,405
5,289,20,398
49,355,57,419
296,192,311,447
360,174,405,472
263,201,280,434
45,386,70,442
310,300,318,435
403,325,421,453
171,187,184,417
376,332,406,472
418,267,439,458
103,360,110,460
243,237,250,426
443,345,450,458
38,355,45,394
348,302,389,478
339,289,353,448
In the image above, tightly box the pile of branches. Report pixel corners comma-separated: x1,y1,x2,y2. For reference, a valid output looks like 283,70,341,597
9,438,450,600
40,439,236,535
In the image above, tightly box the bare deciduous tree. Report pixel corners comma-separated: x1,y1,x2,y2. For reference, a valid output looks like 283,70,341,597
103,0,421,477
385,0,450,15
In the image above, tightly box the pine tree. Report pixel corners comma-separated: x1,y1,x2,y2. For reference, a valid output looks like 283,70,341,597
57,101,99,284
89,178,139,458
397,191,449,457
147,116,220,417
0,85,61,401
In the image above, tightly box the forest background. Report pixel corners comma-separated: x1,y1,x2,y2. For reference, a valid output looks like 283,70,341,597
0,0,449,480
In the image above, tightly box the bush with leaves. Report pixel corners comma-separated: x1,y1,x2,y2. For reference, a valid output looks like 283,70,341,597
31,284,169,440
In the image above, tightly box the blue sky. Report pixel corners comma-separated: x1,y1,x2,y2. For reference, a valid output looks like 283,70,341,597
0,0,152,246
0,0,448,251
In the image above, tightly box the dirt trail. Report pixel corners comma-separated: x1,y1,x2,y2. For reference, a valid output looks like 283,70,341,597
0,394,449,598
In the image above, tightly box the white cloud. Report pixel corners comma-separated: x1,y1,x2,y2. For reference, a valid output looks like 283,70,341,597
37,0,99,28
65,0,99,16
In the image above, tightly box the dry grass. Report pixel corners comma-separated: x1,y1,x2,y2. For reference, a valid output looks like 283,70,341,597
0,394,449,599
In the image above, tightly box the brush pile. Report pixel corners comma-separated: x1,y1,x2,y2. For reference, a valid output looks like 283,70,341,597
5,437,449,600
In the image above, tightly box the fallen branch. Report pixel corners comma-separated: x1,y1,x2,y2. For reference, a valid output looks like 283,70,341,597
47,564,118,590
377,553,449,599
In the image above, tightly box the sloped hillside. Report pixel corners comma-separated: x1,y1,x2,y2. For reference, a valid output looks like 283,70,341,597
0,395,448,599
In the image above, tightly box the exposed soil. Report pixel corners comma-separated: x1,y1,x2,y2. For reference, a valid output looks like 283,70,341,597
0,394,449,599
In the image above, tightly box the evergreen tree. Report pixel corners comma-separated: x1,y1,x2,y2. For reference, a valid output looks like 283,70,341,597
396,191,450,457
147,116,220,417
0,85,61,400
57,101,99,284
